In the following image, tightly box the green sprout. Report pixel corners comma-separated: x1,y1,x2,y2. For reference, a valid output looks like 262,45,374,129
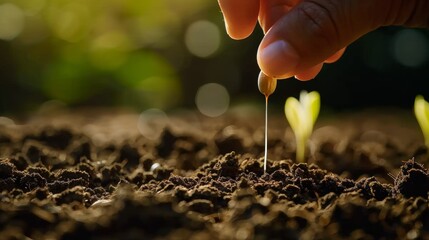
285,91,320,162
414,95,429,148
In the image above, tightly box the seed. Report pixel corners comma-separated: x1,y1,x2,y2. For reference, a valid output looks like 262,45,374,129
258,71,277,96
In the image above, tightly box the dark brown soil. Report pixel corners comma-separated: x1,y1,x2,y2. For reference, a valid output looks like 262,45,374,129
1,109,428,240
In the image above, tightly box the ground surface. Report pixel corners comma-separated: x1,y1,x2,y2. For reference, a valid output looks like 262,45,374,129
1,107,429,240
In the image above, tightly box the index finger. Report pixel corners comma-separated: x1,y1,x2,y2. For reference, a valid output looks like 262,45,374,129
218,0,260,40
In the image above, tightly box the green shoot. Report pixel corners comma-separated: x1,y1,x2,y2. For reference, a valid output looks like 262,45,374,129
285,91,320,162
414,95,429,148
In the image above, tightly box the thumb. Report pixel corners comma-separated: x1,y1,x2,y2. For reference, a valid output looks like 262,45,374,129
257,0,429,79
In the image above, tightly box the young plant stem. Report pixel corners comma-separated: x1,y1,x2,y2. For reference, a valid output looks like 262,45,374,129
264,95,268,173
296,136,305,163
257,71,277,173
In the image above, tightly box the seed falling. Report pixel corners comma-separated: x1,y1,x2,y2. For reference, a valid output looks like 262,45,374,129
258,71,277,96
258,71,277,173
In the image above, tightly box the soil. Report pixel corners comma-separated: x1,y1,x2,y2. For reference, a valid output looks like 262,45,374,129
1,108,429,240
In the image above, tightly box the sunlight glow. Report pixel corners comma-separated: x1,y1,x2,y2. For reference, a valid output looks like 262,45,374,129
138,108,169,140
185,20,220,58
0,4,25,40
195,83,229,117
48,2,90,42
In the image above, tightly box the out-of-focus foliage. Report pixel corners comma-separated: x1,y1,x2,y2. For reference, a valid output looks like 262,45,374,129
0,0,220,113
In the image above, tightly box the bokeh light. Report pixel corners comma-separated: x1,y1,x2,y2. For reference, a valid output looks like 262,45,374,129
185,20,221,58
195,83,230,117
138,108,169,140
46,2,90,42
17,15,48,45
0,3,25,40
392,29,429,67
16,0,46,16
0,116,15,126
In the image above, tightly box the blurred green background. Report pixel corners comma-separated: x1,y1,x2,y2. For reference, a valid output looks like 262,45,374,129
1,0,429,116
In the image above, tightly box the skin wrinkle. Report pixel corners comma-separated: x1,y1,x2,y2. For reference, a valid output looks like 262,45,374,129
342,0,355,44
348,0,378,34
405,0,419,26
296,1,339,56
405,0,429,27
374,0,392,28
305,0,342,51
386,0,429,27
259,0,297,33
392,0,406,25
394,0,420,26
420,0,429,27
381,0,398,26
397,0,408,25
384,0,393,27
391,0,404,26
424,0,429,27
424,2,429,28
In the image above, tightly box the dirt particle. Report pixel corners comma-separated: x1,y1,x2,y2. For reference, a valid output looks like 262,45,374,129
369,181,389,200
24,128,73,150
215,127,244,155
54,186,87,205
393,159,429,198
56,169,90,182
214,152,239,178
318,174,343,196
284,184,300,198
0,160,15,178
270,169,289,181
241,158,263,176
69,139,92,162
156,128,177,158
22,141,43,164
153,166,173,181
27,166,51,180
34,188,49,200
118,144,141,171
0,177,15,191
19,173,47,192
395,169,429,198
187,199,215,214
8,156,29,171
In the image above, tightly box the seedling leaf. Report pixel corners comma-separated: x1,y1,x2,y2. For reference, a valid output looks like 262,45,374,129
285,97,301,133
308,91,320,125
414,95,429,147
285,91,320,162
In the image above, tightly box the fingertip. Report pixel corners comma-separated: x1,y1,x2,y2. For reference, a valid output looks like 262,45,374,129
257,40,300,79
324,48,346,63
294,63,323,81
226,23,254,40
218,0,259,40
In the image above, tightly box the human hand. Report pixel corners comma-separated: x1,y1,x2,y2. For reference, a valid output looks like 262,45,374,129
218,0,429,80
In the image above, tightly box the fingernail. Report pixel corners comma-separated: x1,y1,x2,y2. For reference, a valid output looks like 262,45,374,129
257,40,299,79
